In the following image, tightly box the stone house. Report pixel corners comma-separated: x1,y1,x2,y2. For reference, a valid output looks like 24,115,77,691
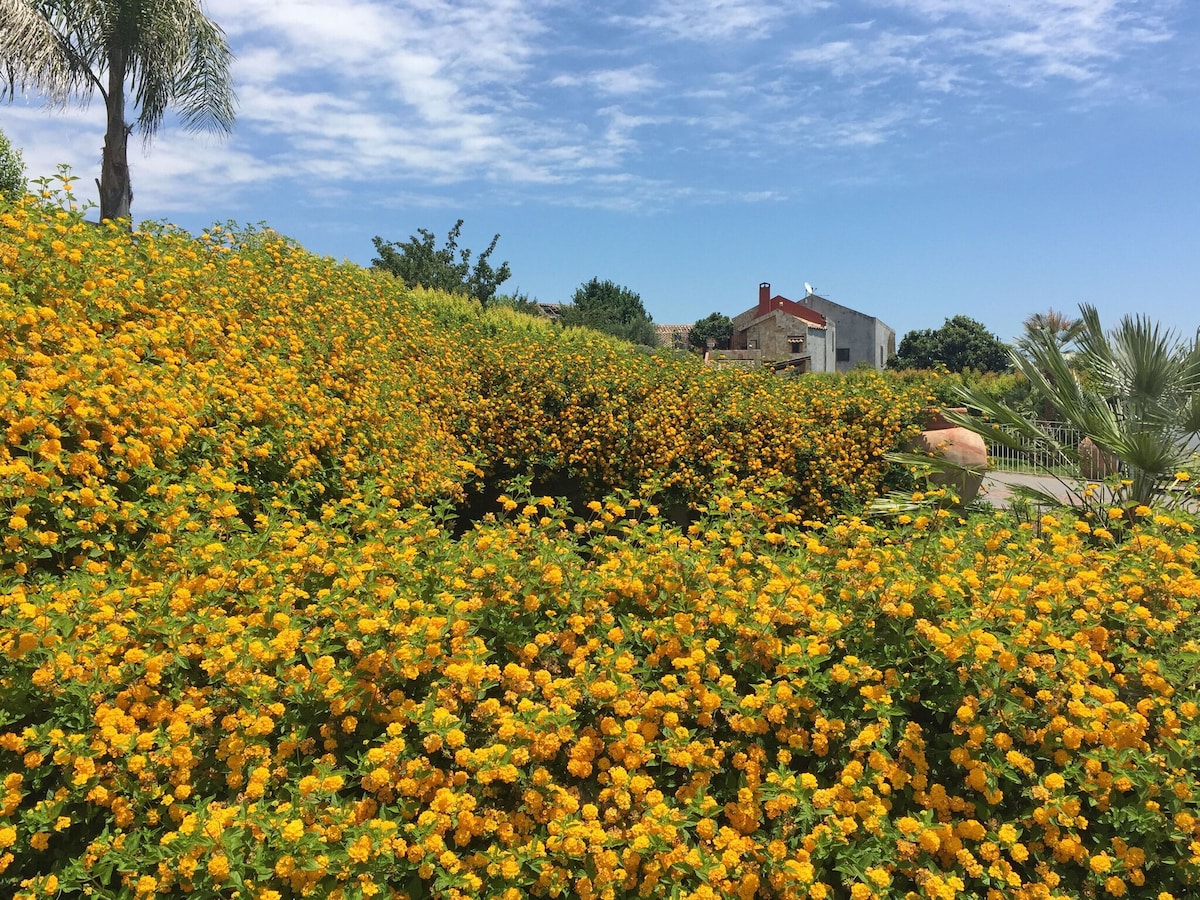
730,282,893,373
655,323,692,349
729,283,836,373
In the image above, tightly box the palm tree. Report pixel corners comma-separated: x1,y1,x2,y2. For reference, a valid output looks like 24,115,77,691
1015,308,1084,420
949,304,1200,510
0,0,236,221
1019,308,1083,351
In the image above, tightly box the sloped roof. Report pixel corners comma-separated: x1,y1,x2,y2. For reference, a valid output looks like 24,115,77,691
656,323,692,345
736,303,827,331
766,295,827,327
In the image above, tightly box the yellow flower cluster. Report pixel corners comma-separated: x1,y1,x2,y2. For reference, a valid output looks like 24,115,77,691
1,188,930,588
454,328,927,518
3,190,1199,899
4,486,1200,898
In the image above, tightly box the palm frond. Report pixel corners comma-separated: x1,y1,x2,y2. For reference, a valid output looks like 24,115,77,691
173,11,235,133
0,0,94,100
117,0,235,140
950,301,1200,510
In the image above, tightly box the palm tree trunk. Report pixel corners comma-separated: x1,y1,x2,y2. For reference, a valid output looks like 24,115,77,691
99,45,131,222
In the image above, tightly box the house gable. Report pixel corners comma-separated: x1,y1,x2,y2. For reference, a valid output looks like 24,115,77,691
728,282,843,373
730,305,817,367
655,323,692,348
736,281,827,328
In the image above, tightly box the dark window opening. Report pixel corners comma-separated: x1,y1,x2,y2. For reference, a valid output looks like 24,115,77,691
836,347,850,362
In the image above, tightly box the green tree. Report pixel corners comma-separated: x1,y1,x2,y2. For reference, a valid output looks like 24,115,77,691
371,219,511,308
0,128,24,200
561,277,658,347
889,315,1010,373
689,312,733,351
1,0,237,222
950,304,1200,509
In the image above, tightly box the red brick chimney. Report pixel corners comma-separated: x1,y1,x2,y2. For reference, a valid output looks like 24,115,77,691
759,282,771,315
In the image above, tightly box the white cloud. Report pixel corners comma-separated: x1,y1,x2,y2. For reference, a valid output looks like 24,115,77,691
791,30,967,93
771,0,1178,155
199,0,604,192
1,0,1186,220
599,107,659,154
824,109,916,147
867,0,1175,86
612,0,828,42
552,65,661,97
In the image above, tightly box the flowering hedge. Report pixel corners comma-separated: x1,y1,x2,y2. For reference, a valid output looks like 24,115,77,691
4,187,1200,899
3,487,1200,899
1,181,930,584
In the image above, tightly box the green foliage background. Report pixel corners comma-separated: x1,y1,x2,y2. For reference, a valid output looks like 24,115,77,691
372,219,512,307
0,130,24,201
561,277,660,347
689,312,734,350
890,315,1011,373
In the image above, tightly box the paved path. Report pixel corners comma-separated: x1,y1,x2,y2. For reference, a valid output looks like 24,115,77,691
981,470,1198,512
979,471,1086,508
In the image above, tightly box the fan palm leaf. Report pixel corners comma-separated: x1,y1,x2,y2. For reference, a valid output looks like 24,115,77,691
950,303,1200,510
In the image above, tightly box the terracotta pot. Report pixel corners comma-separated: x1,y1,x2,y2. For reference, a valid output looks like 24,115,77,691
919,407,962,431
1079,437,1119,481
908,408,988,505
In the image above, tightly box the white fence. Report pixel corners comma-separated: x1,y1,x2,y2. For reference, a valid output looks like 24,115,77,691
985,420,1081,474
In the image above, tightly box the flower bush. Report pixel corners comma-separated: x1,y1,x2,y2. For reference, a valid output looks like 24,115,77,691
0,178,932,583
4,182,1199,899
4,484,1200,899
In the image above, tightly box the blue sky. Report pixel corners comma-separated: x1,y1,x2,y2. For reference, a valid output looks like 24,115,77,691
4,0,1199,344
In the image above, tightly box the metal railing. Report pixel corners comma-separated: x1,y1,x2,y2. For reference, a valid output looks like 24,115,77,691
985,420,1081,474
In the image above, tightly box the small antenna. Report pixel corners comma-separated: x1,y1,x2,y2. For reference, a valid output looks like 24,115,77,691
804,282,814,297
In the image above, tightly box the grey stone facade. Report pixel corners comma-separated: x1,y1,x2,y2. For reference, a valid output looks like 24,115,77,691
730,309,817,371
796,293,895,373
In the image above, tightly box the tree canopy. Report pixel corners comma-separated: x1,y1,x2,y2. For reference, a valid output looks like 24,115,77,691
889,315,1010,373
1,0,237,221
371,220,511,308
489,289,542,317
561,278,658,347
0,128,24,200
689,312,733,351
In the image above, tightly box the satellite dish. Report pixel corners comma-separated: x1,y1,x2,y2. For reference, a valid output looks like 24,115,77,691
804,282,814,296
